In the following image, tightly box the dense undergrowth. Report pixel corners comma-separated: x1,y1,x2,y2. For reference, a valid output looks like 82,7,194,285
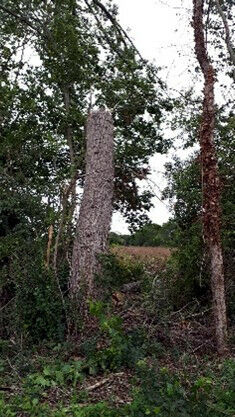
0,333,234,416
0,250,234,416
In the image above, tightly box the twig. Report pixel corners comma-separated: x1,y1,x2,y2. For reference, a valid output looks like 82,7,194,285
86,377,109,391
205,0,212,47
191,342,208,353
184,307,212,320
6,358,22,381
83,0,127,61
170,300,199,317
0,297,16,312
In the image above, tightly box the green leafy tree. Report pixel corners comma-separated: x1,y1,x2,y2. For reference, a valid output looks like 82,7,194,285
126,222,177,247
163,110,234,318
0,0,170,341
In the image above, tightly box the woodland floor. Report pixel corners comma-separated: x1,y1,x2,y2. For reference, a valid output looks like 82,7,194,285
0,246,234,416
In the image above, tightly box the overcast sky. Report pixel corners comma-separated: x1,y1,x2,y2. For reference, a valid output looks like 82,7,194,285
111,0,195,234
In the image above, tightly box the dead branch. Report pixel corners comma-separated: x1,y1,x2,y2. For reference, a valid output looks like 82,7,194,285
86,378,109,391
214,0,235,81
86,372,125,392
83,0,144,61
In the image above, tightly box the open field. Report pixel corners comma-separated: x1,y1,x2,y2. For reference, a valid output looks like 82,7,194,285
113,246,172,259
111,246,172,274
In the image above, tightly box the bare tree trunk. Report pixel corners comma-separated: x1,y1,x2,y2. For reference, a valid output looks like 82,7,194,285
70,109,114,317
193,0,228,354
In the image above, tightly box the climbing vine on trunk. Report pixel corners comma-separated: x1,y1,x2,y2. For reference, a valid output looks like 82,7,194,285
193,0,228,354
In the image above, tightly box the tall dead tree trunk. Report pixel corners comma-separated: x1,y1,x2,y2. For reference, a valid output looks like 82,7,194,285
70,108,114,317
193,0,228,354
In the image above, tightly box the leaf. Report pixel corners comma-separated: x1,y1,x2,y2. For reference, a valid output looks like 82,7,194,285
34,375,51,387
43,367,51,376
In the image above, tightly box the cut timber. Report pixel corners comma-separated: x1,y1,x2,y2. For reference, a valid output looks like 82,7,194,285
70,109,114,313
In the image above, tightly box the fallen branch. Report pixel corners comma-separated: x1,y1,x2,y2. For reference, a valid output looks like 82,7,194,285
86,372,125,392
86,378,109,391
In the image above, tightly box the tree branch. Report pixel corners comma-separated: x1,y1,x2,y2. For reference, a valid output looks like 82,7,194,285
0,5,42,35
84,0,145,62
193,0,210,75
214,0,235,81
53,172,79,273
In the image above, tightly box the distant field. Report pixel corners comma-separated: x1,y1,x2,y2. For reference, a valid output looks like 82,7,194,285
112,246,171,259
111,246,172,274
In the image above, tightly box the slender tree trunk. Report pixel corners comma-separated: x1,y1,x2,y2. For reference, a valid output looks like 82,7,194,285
70,109,114,318
53,84,77,272
214,0,235,81
193,0,228,354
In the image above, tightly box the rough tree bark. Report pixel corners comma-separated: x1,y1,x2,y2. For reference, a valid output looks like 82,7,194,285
193,0,228,354
70,108,114,316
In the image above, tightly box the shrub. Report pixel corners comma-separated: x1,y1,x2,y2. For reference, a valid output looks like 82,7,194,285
98,253,145,292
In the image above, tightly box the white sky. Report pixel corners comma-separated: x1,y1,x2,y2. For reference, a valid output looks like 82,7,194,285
111,0,195,234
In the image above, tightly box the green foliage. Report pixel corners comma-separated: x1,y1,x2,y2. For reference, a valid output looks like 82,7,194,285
85,302,145,374
108,232,127,246
163,113,234,311
0,0,170,344
16,268,66,343
127,223,161,246
0,356,234,417
129,359,235,417
166,223,209,308
127,221,178,247
0,241,66,343
0,0,169,233
98,253,145,291
26,360,83,391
